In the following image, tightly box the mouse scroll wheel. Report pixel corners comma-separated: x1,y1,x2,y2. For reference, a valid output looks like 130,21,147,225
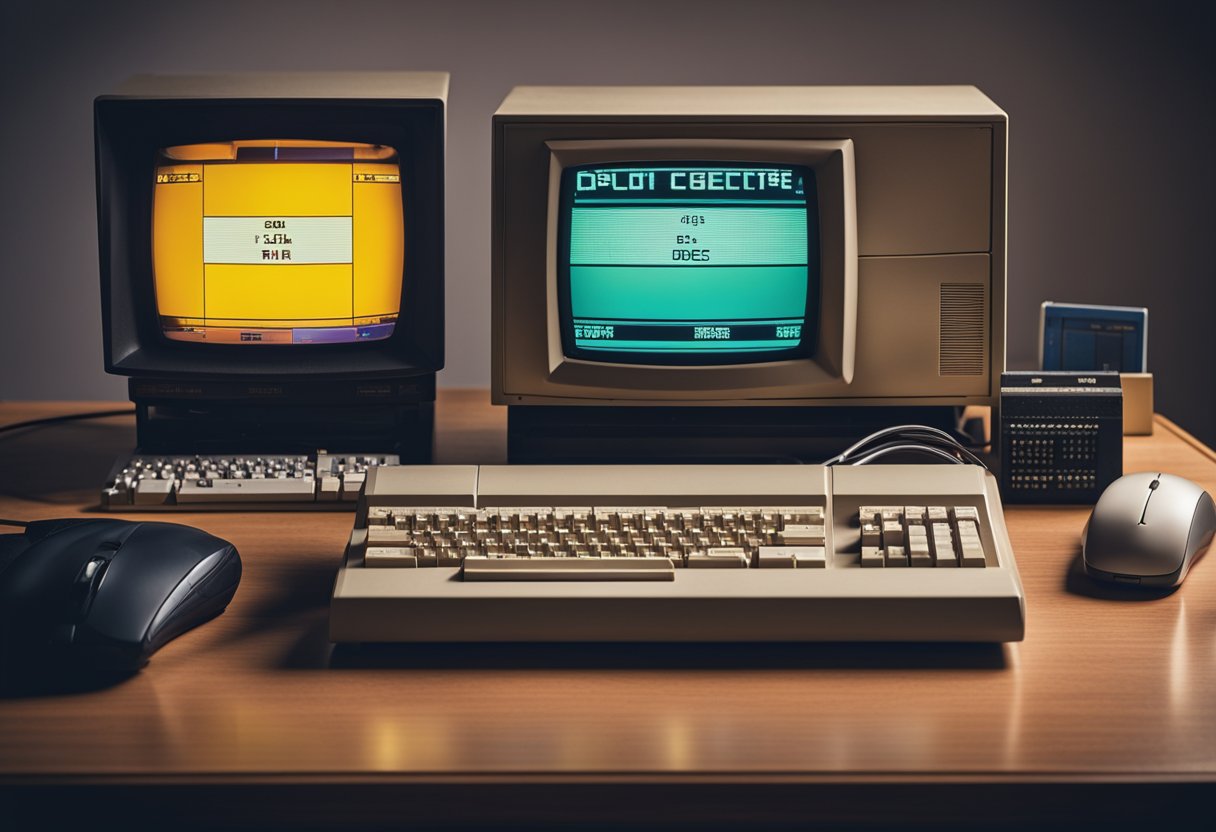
1149,479,1160,490
70,556,109,619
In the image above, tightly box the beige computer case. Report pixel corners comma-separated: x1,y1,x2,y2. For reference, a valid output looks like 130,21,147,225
491,85,1007,407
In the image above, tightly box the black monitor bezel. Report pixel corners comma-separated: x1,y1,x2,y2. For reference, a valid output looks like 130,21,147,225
555,160,820,367
96,96,444,379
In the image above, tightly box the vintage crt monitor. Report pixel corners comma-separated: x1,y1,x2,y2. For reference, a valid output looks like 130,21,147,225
95,73,446,458
492,86,1006,461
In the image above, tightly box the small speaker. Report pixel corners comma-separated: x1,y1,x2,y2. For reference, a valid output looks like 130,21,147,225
939,283,985,375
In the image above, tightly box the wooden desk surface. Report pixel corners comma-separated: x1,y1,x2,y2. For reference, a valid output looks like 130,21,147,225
1,391,1214,828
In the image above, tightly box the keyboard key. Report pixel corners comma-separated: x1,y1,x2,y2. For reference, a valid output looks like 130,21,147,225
952,505,980,522
436,548,463,567
706,546,748,558
796,547,828,568
756,547,796,568
462,557,675,581
689,549,750,568
956,519,986,568
367,507,394,525
860,522,882,547
960,544,986,568
776,506,824,525
930,523,957,567
367,527,413,545
885,544,907,567
908,530,933,567
956,519,981,540
319,476,341,501
178,478,316,503
365,547,417,568
860,545,885,568
881,520,903,548
341,472,366,500
780,524,825,546
134,478,174,505
758,546,827,568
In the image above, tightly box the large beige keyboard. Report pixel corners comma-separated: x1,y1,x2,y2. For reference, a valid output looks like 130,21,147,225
330,464,1025,642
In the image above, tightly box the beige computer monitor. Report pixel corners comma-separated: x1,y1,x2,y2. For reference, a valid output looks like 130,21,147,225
492,85,1007,408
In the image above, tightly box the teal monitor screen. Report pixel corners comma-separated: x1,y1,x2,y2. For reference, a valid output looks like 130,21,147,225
558,161,818,365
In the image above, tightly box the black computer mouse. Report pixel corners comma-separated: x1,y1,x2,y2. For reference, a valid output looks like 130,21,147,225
0,519,241,671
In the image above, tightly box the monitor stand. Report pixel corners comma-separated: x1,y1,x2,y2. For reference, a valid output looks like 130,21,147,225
128,375,435,460
507,405,971,465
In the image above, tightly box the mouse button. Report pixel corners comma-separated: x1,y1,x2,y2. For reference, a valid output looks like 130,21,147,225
0,530,102,615
127,523,225,566
196,547,241,599
145,577,200,647
23,519,128,546
165,547,229,599
1092,477,1147,522
22,519,94,542
146,547,240,641
1141,482,1203,543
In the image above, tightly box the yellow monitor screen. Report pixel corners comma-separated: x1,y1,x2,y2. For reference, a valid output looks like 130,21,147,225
153,140,403,345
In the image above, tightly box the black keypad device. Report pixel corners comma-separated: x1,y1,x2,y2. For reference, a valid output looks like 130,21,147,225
999,372,1123,504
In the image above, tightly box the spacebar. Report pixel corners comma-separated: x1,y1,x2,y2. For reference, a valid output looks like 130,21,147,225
177,479,317,503
462,557,675,582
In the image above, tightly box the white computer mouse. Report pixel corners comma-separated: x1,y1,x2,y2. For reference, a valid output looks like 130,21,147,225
1083,472,1216,587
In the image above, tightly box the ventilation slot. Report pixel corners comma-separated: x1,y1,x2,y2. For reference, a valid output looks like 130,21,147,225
939,283,986,376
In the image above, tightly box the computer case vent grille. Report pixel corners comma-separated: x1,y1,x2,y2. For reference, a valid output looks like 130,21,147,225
939,283,985,376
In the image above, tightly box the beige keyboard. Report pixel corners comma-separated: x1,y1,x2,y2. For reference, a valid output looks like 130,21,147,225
101,452,397,509
330,464,1025,643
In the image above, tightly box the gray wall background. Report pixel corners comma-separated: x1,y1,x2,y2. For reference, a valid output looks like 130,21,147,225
1,0,1213,445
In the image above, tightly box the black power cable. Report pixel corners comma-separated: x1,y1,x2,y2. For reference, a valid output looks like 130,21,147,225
823,424,989,469
0,408,133,438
